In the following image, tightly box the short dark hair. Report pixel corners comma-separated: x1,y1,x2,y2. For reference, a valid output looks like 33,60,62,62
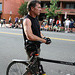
27,1,41,11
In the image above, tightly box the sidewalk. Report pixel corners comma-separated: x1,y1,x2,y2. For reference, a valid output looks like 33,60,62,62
0,24,9,27
0,24,75,34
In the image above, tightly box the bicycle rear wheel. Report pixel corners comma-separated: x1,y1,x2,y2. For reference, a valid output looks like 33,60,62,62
6,61,29,75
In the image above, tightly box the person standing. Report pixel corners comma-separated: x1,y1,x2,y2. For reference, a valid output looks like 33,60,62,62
69,19,74,33
3,18,6,27
15,16,18,24
48,18,53,30
56,19,59,26
14,17,18,28
65,18,71,33
22,1,51,75
1,19,3,27
9,16,11,23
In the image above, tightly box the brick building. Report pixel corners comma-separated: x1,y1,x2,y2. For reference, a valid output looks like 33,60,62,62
1,0,24,22
0,0,75,24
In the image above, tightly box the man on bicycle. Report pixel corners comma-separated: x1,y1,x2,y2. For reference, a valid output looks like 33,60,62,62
22,1,51,75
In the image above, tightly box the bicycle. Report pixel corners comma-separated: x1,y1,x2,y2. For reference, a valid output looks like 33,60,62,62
6,50,75,75
6,41,75,75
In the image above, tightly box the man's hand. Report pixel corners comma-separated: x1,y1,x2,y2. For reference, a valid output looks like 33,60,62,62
43,37,51,44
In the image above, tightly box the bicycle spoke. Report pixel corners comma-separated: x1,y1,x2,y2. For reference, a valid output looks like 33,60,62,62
7,62,28,75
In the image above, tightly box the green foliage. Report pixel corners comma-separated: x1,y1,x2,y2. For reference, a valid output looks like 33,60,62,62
45,0,62,18
18,2,28,16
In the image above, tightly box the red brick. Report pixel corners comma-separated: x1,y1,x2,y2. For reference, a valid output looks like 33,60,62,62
3,0,24,15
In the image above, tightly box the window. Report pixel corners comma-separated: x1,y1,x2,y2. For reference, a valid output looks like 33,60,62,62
70,4,74,9
66,4,69,9
41,1,51,8
65,3,75,9
0,3,2,11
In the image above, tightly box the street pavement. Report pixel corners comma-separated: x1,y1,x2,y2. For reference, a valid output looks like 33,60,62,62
0,28,75,75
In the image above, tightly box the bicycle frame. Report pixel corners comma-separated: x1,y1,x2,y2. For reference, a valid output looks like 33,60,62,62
38,57,75,66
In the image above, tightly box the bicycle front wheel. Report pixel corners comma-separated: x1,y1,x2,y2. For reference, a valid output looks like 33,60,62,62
6,61,29,75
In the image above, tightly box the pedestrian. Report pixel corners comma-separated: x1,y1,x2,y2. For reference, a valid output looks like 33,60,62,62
48,18,53,30
56,19,59,26
65,18,71,33
22,1,51,75
69,19,74,33
1,19,3,27
53,18,55,26
53,24,58,32
3,18,6,27
15,16,18,24
9,16,11,24
59,19,61,27
14,17,18,28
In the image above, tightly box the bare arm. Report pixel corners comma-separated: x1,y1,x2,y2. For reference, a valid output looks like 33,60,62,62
40,32,45,38
23,18,46,43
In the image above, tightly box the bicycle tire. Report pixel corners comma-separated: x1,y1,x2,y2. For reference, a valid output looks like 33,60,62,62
6,61,29,75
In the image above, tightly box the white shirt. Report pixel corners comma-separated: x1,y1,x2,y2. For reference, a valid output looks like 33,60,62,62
65,20,70,26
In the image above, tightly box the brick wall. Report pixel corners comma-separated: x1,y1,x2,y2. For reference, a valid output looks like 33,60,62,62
0,0,2,2
3,0,24,15
2,0,24,21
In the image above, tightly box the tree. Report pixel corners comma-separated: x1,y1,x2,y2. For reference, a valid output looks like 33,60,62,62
45,0,62,28
18,2,28,16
